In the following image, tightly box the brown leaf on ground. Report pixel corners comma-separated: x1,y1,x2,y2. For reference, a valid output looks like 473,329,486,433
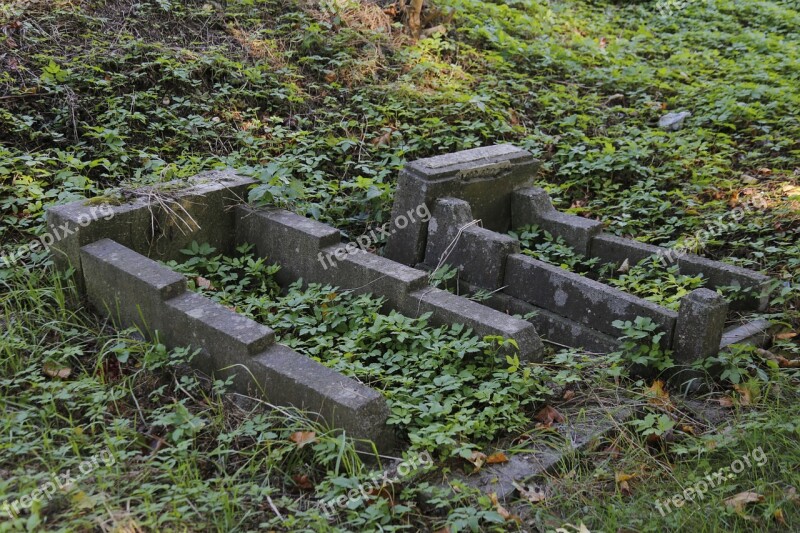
679,424,696,435
489,492,517,522
292,474,314,490
615,472,635,483
646,380,672,409
465,451,486,472
619,480,632,496
289,431,317,448
758,348,800,368
195,276,213,290
774,508,787,525
534,405,565,427
512,481,547,503
775,331,797,340
724,491,764,513
371,129,393,146
562,389,576,401
718,396,735,408
733,384,753,406
486,452,509,465
43,362,71,379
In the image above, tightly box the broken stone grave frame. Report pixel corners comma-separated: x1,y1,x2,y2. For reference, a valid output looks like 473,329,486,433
46,145,773,451
46,166,540,452
385,145,773,363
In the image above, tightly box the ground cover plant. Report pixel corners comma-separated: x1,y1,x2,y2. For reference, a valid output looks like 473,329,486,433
166,242,550,458
509,223,710,311
2,0,800,531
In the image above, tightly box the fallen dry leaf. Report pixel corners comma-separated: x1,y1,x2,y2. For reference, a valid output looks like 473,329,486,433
619,480,632,496
512,481,547,503
724,491,764,513
486,452,509,465
729,190,740,208
43,362,71,379
465,451,487,472
289,431,317,448
562,389,576,401
292,473,314,490
718,396,735,408
679,424,696,435
195,276,213,290
490,492,516,522
615,472,635,483
774,507,787,525
534,405,565,427
733,384,753,406
757,348,800,368
371,129,393,146
775,331,797,341
645,380,672,409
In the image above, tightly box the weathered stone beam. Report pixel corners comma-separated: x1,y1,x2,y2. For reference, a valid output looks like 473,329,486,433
47,170,255,292
504,254,677,346
424,198,520,290
80,238,186,333
407,286,545,361
460,283,620,354
589,234,771,311
248,345,394,451
719,319,773,350
511,187,602,255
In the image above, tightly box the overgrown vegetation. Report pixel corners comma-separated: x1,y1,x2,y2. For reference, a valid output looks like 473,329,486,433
2,0,800,531
167,242,549,458
510,224,709,311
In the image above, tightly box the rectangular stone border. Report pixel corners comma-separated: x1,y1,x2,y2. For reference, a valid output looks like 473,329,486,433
47,170,254,294
505,254,678,348
46,169,548,451
236,206,545,362
589,234,771,311
80,238,394,451
418,179,770,362
510,188,772,312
